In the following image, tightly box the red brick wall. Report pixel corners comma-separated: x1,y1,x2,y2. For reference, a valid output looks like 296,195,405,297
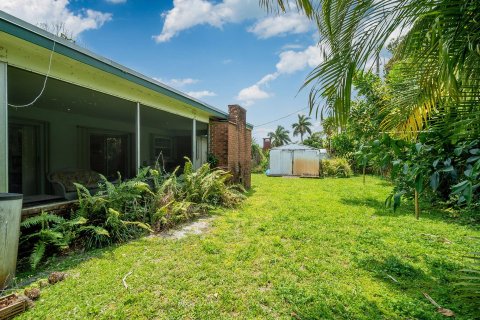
209,121,229,167
209,105,251,189
263,138,271,151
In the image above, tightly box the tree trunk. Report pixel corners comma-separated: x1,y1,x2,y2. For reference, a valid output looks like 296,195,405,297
414,190,420,220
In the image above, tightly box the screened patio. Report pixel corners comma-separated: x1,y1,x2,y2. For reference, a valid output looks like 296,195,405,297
6,66,208,206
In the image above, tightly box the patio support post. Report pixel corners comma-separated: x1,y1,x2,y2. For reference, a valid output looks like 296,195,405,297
136,102,141,175
0,62,7,192
192,118,197,169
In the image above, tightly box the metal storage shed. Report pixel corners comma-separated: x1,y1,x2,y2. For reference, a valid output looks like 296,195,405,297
268,144,328,177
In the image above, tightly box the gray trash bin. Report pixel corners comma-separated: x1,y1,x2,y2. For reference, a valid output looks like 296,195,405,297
0,193,23,289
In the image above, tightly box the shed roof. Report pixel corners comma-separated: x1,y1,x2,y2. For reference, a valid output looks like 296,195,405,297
271,143,327,152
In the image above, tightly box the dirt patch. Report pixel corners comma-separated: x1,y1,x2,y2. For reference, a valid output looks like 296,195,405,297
156,216,216,240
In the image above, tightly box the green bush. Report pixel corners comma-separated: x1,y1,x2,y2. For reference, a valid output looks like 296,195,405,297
151,159,245,230
320,158,353,178
19,158,246,269
251,144,268,173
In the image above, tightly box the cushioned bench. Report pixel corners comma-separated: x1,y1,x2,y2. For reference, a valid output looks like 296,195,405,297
47,170,104,200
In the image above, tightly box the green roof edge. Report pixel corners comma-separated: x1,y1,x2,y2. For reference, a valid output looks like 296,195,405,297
0,10,254,130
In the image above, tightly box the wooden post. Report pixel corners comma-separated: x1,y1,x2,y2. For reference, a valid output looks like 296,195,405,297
0,62,7,192
414,190,420,220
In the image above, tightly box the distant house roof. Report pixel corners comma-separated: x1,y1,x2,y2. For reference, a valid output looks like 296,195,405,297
271,144,328,153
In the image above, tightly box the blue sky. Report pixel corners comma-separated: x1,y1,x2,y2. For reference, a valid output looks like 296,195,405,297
1,0,326,142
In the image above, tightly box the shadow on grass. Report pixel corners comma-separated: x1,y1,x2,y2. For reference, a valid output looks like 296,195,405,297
340,196,480,229
13,244,117,289
245,185,258,197
353,254,478,319
356,255,428,288
13,211,226,288
277,285,387,319
275,270,441,320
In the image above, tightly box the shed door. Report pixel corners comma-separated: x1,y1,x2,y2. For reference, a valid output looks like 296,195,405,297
279,150,293,175
293,150,320,177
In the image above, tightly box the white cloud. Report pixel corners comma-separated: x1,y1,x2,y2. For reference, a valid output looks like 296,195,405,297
153,0,263,43
187,90,217,99
106,0,126,3
153,77,199,89
276,45,324,74
257,73,279,86
248,12,312,39
281,43,304,50
253,127,274,142
387,24,412,44
0,0,112,37
169,78,199,87
222,59,233,64
236,44,324,106
236,84,270,106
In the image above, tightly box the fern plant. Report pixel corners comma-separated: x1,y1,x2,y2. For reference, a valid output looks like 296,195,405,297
20,212,71,269
74,173,154,248
150,158,246,231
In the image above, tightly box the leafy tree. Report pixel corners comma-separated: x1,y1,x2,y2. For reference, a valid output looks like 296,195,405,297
261,0,480,140
268,126,291,147
292,114,313,142
303,132,324,149
321,117,337,139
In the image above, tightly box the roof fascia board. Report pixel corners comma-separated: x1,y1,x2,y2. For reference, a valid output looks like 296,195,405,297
0,11,227,119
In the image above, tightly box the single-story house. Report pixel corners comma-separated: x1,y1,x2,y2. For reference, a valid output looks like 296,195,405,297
268,143,328,177
0,11,252,211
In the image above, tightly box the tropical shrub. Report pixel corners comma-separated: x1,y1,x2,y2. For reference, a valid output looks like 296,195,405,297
19,159,246,269
303,132,324,149
207,153,219,168
356,132,480,212
151,159,245,231
320,158,353,178
251,142,267,173
20,212,86,269
74,172,153,248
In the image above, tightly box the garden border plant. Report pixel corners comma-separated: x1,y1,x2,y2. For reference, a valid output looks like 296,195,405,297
18,158,246,270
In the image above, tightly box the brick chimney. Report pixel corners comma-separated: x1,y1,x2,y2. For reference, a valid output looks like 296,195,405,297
263,138,271,151
209,105,251,188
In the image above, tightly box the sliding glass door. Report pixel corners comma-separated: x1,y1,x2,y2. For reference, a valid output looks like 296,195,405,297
8,122,45,196
89,133,130,180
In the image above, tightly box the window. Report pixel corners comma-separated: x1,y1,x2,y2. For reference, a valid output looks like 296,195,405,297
151,135,172,162
90,133,130,180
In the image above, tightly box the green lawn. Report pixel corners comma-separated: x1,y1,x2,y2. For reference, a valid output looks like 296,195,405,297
16,175,479,319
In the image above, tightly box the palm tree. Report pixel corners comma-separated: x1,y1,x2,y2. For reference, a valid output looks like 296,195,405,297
260,0,480,139
321,116,338,152
268,126,291,147
292,114,313,142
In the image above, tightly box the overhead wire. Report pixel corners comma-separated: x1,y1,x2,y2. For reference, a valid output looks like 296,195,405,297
8,40,56,108
253,106,310,127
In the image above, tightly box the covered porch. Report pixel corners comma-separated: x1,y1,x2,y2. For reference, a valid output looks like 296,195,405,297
1,65,209,207
0,11,251,216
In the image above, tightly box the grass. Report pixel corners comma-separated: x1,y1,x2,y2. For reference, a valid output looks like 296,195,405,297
14,174,480,319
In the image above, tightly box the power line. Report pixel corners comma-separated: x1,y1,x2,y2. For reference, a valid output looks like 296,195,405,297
8,41,56,108
253,106,310,127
